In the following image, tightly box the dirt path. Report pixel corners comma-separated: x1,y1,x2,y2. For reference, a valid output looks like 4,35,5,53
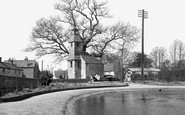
1,83,185,115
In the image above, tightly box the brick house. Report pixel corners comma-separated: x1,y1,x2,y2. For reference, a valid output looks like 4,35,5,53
67,28,104,80
0,57,23,77
5,57,40,78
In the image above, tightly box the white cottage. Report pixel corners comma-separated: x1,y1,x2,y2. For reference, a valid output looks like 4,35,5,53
67,28,104,80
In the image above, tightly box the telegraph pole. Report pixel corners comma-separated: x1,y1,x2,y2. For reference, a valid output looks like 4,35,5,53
138,9,148,76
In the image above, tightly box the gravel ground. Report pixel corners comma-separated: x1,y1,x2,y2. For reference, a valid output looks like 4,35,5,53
1,83,185,115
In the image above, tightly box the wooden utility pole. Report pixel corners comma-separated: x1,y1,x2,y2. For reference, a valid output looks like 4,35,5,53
138,9,148,76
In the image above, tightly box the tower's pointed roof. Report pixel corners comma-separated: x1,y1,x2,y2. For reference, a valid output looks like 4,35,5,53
68,28,82,43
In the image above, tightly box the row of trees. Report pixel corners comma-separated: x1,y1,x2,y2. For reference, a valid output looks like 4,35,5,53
25,0,140,63
104,39,185,71
150,39,185,70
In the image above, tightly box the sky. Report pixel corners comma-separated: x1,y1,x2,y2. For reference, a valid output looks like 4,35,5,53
1,0,185,70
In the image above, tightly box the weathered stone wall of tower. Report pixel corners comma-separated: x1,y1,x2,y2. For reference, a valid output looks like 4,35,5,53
68,60,75,79
67,28,83,79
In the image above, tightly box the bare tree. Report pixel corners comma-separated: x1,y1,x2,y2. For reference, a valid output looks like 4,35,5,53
25,18,69,60
113,23,140,65
88,22,139,59
25,0,112,60
150,47,158,68
150,47,167,68
54,0,111,53
25,0,140,62
169,39,185,68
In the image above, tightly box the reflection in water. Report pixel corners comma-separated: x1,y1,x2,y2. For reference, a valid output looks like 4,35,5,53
75,89,185,115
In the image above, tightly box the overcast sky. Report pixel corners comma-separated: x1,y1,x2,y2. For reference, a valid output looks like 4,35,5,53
1,0,185,70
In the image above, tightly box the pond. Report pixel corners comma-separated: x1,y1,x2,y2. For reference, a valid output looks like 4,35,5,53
75,89,185,115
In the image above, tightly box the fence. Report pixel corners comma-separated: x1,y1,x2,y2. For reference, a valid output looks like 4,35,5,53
0,75,40,96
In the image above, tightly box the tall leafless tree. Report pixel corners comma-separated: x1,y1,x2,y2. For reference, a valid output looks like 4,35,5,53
88,22,140,59
25,18,69,60
169,39,185,68
25,0,140,62
54,0,111,53
150,47,167,68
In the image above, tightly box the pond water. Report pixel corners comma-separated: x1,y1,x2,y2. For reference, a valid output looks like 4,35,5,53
75,89,185,115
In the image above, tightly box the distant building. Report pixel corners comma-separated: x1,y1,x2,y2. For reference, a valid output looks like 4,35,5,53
5,57,40,78
53,70,68,79
0,57,23,77
67,28,104,80
124,67,160,81
104,63,115,77
104,62,123,80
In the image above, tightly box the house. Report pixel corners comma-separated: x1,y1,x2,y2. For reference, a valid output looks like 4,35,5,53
67,28,104,80
53,70,68,79
124,67,160,81
5,57,40,78
0,57,23,77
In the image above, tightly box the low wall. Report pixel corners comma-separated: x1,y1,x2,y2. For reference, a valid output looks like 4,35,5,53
52,79,89,83
0,75,40,96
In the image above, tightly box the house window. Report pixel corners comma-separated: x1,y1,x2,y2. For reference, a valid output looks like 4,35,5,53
8,69,10,73
3,68,5,73
70,61,73,68
71,43,73,47
15,70,16,74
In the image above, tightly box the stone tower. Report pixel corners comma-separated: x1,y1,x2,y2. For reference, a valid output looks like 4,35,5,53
67,28,83,79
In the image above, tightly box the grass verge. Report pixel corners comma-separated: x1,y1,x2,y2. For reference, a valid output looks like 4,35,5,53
0,81,128,103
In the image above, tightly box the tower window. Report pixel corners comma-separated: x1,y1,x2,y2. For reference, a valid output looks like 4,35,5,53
77,61,81,68
71,43,73,47
70,61,73,68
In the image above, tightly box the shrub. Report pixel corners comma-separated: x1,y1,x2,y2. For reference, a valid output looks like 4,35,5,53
39,70,53,86
158,69,185,82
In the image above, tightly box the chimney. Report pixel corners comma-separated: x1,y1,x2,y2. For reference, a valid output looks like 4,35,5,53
25,56,28,66
0,57,2,62
11,59,13,65
8,58,13,65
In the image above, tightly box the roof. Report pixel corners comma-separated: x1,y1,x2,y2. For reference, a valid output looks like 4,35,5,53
6,60,37,68
0,62,22,70
0,62,8,68
3,63,19,70
104,63,115,72
81,55,103,64
126,68,160,72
